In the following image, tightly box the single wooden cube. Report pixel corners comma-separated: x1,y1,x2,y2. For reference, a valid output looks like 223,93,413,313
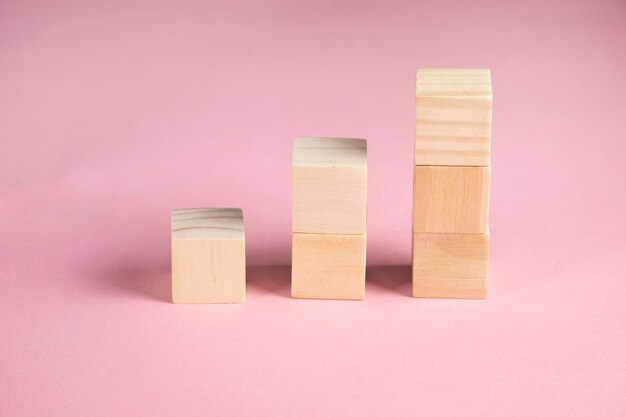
171,208,245,304
291,232,366,300
413,165,490,234
415,68,492,167
292,137,367,235
413,232,489,299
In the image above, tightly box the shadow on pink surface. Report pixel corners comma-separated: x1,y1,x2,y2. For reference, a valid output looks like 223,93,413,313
92,264,413,302
366,265,412,297
92,263,172,302
247,265,291,298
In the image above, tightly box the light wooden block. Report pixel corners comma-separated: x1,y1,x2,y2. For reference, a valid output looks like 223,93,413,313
413,165,490,234
413,232,489,299
291,232,366,300
171,208,245,304
415,68,492,166
292,137,367,235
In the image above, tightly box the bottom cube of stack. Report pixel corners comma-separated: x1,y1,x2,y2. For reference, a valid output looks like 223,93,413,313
292,232,366,300
413,232,489,299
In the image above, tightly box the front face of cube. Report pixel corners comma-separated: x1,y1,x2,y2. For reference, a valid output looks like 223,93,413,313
292,165,367,235
291,233,366,300
172,238,245,304
413,165,490,234
412,233,489,299
415,96,492,167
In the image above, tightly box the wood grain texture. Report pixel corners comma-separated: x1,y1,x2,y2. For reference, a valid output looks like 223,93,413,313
292,137,367,234
415,68,492,166
413,232,489,299
172,208,244,239
171,208,245,303
413,165,490,234
291,232,366,300
293,137,367,168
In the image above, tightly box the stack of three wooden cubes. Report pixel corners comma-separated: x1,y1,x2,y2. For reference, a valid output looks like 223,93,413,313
412,68,492,299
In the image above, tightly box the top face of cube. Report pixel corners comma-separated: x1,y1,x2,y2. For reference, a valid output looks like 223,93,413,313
416,68,491,98
172,208,244,239
293,137,367,168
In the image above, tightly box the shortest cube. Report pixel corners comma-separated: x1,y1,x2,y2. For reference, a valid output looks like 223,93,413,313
292,232,366,300
413,232,489,299
172,208,245,303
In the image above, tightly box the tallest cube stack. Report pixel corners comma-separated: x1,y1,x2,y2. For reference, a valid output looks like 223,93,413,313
412,69,492,299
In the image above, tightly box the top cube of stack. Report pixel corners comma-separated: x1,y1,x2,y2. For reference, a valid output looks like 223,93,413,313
292,137,367,234
415,68,492,167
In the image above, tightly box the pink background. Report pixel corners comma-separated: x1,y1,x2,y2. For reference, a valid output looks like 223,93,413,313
1,0,625,415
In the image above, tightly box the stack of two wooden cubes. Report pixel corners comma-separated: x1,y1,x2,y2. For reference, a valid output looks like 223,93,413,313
291,137,368,300
412,69,492,299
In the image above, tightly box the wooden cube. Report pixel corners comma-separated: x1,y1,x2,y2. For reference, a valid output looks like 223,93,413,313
413,165,490,234
415,68,492,167
291,232,366,300
171,208,245,304
413,232,489,299
292,137,367,234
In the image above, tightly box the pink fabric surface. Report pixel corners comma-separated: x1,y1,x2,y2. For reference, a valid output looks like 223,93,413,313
1,0,625,415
